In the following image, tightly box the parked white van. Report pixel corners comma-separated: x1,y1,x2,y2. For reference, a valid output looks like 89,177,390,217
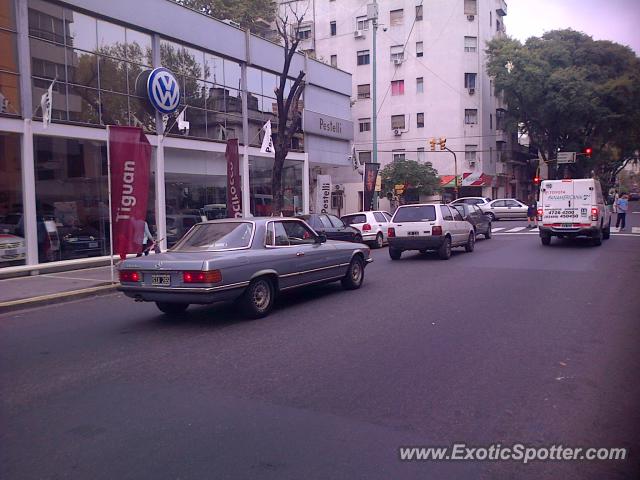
537,178,612,246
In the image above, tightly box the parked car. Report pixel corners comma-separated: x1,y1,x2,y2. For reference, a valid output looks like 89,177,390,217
629,192,640,201
118,218,373,318
387,203,476,260
60,225,104,259
166,214,204,246
479,198,529,220
0,233,26,264
296,214,363,243
341,210,392,248
450,196,492,207
450,203,492,239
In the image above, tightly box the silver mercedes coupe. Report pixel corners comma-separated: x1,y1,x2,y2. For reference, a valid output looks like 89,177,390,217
118,217,372,318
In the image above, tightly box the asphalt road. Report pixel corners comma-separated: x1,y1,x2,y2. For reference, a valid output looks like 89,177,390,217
2,213,640,479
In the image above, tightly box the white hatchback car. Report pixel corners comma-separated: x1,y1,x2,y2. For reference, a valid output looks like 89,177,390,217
341,210,392,248
387,203,476,260
450,197,492,207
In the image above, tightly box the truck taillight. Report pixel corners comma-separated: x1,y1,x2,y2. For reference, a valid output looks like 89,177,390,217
119,270,141,282
183,270,222,284
362,223,372,231
388,227,395,238
591,207,599,221
537,208,543,221
432,226,443,236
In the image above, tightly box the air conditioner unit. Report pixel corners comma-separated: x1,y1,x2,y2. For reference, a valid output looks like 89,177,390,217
334,184,344,191
468,88,475,95
393,129,402,136
354,29,364,38
393,57,404,66
469,160,476,167
467,15,475,21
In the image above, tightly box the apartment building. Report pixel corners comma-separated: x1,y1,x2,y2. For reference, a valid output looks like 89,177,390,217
279,0,530,213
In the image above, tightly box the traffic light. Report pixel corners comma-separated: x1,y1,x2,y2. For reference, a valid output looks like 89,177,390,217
439,137,447,150
533,176,540,185
584,147,592,158
429,138,436,151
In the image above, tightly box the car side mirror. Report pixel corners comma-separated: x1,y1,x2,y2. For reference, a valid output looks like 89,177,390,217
315,234,327,244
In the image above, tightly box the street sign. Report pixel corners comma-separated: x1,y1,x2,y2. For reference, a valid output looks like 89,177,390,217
557,151,577,164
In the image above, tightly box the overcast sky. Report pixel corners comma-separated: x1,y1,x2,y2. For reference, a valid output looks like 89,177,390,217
505,0,640,55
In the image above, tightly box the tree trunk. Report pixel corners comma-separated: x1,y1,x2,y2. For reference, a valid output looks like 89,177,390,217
272,148,286,215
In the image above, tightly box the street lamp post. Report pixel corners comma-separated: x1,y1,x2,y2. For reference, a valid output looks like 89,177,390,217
368,1,379,208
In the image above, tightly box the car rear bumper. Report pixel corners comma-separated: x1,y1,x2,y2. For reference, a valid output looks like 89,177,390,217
539,225,599,238
118,282,246,304
361,233,378,242
388,236,444,250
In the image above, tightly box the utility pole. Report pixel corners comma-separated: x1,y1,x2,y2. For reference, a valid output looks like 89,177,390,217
368,1,379,208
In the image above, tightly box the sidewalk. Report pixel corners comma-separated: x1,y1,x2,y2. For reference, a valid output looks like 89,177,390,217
0,265,118,313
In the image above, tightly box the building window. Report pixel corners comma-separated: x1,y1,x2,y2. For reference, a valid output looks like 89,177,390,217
464,0,477,15
391,114,405,130
465,145,478,163
330,55,337,67
297,25,311,40
330,21,336,36
359,151,372,163
465,109,478,124
356,15,369,31
390,9,404,26
359,117,371,132
357,50,370,65
464,73,477,90
392,150,406,162
417,147,425,162
415,5,423,21
390,45,404,62
496,109,506,130
357,84,371,99
417,112,424,128
464,36,477,52
416,41,423,57
416,77,424,93
391,80,404,96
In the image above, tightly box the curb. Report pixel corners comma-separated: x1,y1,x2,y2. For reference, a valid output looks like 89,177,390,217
0,284,118,314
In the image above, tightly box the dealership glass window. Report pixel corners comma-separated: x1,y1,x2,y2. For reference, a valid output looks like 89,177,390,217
1,0,17,29
33,136,113,263
249,156,303,217
205,53,224,84
0,2,20,116
0,132,25,268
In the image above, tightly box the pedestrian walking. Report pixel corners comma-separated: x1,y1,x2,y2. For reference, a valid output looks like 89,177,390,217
612,189,619,214
616,193,629,230
136,220,153,257
527,195,538,228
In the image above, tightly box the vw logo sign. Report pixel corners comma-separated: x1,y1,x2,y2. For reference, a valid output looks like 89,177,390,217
146,67,181,114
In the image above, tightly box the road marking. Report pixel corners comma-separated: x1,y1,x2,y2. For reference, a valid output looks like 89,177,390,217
633,227,640,234
506,227,527,232
611,227,620,233
491,227,505,232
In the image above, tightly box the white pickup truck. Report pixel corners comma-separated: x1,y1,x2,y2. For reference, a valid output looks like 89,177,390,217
537,179,612,246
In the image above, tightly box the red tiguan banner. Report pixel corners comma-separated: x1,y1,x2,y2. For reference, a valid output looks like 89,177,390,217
363,162,379,211
108,126,151,258
226,139,242,218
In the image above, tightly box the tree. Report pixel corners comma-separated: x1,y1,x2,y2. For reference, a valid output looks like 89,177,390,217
486,29,640,191
380,159,440,203
174,0,276,34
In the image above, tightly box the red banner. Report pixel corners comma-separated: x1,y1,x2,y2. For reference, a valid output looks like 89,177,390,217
226,139,242,218
363,162,379,211
108,126,151,258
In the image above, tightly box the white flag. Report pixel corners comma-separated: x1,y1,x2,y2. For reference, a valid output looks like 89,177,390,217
177,106,190,134
260,120,275,154
40,80,54,129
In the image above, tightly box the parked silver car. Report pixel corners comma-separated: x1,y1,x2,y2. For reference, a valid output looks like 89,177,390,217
450,197,492,207
479,198,528,221
341,210,393,248
118,218,372,318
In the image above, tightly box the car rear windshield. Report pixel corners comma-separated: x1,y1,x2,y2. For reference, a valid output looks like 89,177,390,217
393,205,436,222
342,214,367,225
171,222,253,251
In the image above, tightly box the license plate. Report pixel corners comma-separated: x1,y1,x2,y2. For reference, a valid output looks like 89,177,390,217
88,242,98,248
561,223,573,228
152,274,171,286
407,231,419,236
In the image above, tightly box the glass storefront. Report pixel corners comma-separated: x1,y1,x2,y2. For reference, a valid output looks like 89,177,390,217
0,132,25,267
249,156,303,217
0,0,20,116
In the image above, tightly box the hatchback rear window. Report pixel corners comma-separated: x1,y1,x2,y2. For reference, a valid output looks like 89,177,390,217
342,214,367,225
393,205,436,222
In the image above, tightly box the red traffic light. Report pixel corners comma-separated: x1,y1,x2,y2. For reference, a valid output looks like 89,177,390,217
533,176,540,185
584,147,592,157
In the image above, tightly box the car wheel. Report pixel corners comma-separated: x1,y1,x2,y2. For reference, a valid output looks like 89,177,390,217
354,234,363,244
240,277,275,319
541,235,551,246
487,212,496,222
592,228,603,246
438,237,452,260
484,224,492,239
374,233,384,248
341,256,365,290
603,219,611,240
465,232,475,252
389,247,402,260
155,302,189,315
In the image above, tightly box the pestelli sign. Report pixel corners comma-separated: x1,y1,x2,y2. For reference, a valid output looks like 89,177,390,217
226,139,242,218
316,175,332,213
108,126,151,258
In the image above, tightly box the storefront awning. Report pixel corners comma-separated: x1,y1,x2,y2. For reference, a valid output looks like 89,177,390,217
440,175,457,187
462,173,493,187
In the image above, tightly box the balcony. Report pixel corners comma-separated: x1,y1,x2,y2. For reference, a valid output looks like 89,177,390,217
497,0,507,16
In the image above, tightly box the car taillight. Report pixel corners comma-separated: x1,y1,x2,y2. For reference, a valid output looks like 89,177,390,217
119,270,141,282
388,227,395,238
432,226,443,236
591,207,599,221
362,223,372,231
537,208,543,221
183,270,222,284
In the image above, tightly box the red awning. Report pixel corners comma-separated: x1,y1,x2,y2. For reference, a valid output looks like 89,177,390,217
461,173,493,186
440,175,457,187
